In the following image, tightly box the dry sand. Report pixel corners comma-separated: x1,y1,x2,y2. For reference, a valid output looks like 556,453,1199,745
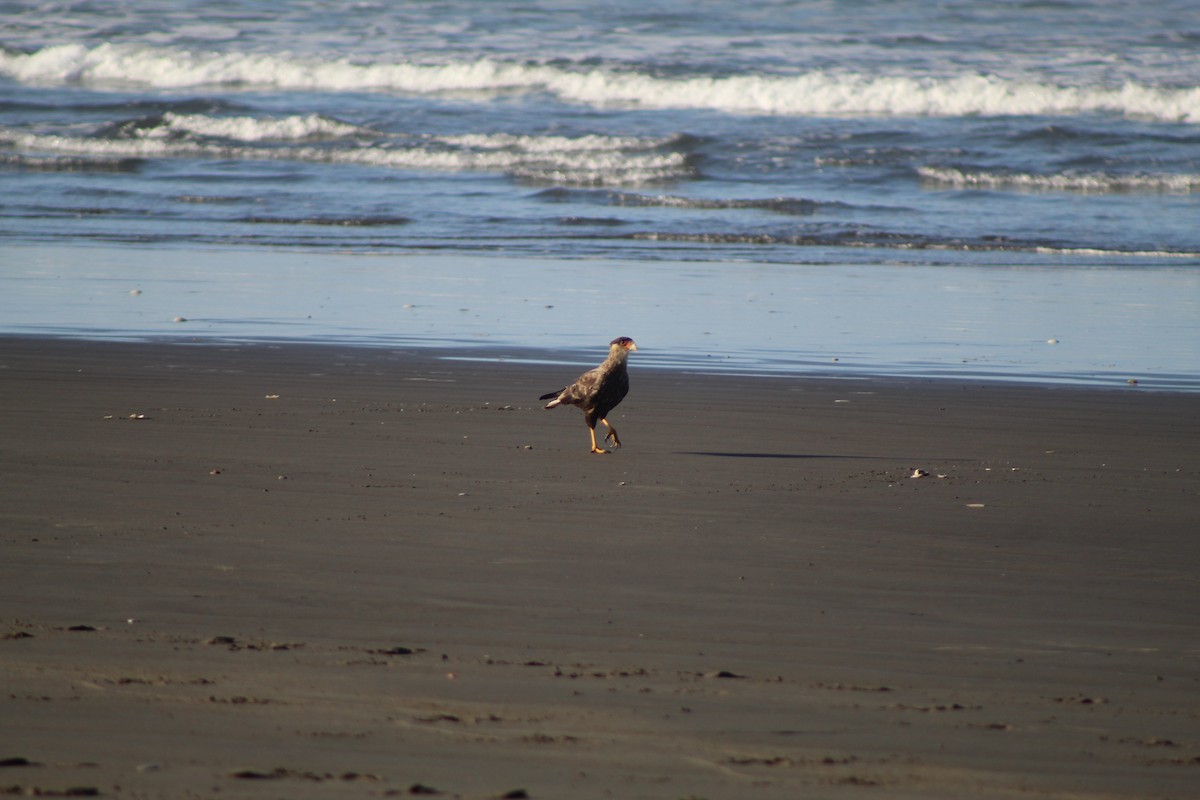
1,337,1197,799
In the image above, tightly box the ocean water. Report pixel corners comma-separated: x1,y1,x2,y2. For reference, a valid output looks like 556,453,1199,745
1,1,1198,389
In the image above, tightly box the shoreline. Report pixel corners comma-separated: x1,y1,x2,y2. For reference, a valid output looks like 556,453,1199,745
2,336,1198,799
3,243,1198,393
1,331,1192,395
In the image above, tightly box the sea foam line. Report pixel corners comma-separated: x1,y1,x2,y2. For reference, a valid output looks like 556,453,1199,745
1,128,692,186
919,166,1200,193
3,43,1199,122
145,112,364,141
630,230,1200,258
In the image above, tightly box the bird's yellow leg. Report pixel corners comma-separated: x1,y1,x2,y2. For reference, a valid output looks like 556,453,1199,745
600,418,621,448
588,426,609,454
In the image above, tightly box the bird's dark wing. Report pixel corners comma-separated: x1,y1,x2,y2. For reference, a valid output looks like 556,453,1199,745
561,365,606,403
541,365,606,408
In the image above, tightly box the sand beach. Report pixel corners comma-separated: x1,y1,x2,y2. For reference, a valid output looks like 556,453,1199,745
2,336,1197,799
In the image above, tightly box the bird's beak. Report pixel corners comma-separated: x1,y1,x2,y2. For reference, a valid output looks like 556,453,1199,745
628,342,638,351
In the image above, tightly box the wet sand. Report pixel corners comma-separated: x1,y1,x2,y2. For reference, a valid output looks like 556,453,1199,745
1,336,1197,799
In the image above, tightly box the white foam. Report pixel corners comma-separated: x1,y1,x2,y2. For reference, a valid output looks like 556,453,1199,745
149,112,363,141
919,166,1200,194
4,43,1198,123
1031,246,1200,259
2,127,691,186
5,131,186,159
437,133,676,153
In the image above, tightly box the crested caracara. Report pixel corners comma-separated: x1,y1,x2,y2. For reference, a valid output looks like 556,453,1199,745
540,336,637,454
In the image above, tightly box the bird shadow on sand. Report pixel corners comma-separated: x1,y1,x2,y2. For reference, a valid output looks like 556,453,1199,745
680,451,890,460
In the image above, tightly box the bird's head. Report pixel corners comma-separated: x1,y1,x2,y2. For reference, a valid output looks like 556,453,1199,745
610,336,637,354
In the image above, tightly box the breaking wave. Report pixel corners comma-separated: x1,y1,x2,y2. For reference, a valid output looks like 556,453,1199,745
535,188,872,215
919,166,1200,193
0,121,693,186
108,111,365,141
4,43,1199,122
0,153,144,172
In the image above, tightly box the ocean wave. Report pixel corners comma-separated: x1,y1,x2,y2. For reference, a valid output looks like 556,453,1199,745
0,153,144,172
1,127,693,186
607,192,826,214
626,230,1200,258
239,214,410,227
438,132,682,153
174,194,245,204
4,43,1198,122
125,112,365,142
919,166,1200,193
534,188,875,215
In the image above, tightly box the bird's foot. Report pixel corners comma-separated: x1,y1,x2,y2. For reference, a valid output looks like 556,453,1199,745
590,446,611,454
604,432,622,448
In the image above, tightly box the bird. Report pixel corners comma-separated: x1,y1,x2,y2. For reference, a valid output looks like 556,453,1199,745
539,336,637,454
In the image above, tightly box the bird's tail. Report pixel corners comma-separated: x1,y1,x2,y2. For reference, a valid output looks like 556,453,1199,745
539,389,564,409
